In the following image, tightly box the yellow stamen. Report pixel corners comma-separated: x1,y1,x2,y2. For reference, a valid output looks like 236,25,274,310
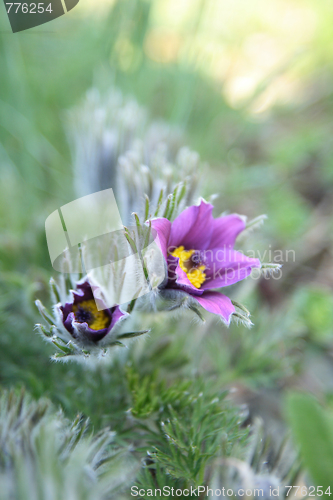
73,299,110,331
170,245,206,289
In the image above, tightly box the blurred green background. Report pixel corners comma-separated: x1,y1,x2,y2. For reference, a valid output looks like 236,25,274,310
0,0,333,484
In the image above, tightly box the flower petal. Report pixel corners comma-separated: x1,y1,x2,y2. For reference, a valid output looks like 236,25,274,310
150,217,172,260
73,320,110,342
109,305,128,330
209,214,246,249
60,280,128,343
191,291,235,325
70,306,127,343
201,249,261,289
169,199,214,250
63,311,76,336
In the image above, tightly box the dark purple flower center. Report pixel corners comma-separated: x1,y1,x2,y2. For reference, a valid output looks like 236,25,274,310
72,299,111,331
75,306,93,324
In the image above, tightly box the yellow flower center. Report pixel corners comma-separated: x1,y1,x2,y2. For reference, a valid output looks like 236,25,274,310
73,299,110,331
170,245,206,289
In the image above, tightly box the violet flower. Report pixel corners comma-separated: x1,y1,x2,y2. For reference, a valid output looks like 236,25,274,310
59,281,127,343
150,200,261,325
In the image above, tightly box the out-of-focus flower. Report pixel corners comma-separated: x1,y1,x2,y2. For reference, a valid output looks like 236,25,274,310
150,199,261,325
67,88,147,199
118,146,201,223
67,87,186,224
59,281,127,343
67,86,199,227
207,419,296,499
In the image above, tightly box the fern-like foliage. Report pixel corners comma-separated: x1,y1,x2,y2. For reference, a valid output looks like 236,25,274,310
126,373,249,489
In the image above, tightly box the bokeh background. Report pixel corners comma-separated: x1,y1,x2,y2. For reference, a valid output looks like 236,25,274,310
1,0,333,492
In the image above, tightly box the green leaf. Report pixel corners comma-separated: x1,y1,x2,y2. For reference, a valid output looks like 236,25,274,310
231,300,250,317
117,330,149,340
154,188,164,217
177,181,187,206
144,194,150,221
166,184,178,220
35,300,54,327
188,304,205,322
35,323,52,338
123,226,137,253
49,278,61,304
134,212,142,236
52,340,75,355
162,194,173,219
285,392,333,495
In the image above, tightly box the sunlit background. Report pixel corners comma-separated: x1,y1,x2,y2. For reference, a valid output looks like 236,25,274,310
82,0,332,114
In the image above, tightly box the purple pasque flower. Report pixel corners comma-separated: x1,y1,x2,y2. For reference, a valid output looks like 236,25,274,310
59,280,127,343
150,199,261,325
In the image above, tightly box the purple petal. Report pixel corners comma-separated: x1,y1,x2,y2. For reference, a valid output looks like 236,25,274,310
150,218,171,260
69,305,127,343
109,305,128,330
174,260,204,295
201,249,261,289
60,280,128,343
191,291,235,324
209,214,246,249
169,200,214,250
64,311,110,342
63,311,76,335
72,320,109,342
61,281,96,332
